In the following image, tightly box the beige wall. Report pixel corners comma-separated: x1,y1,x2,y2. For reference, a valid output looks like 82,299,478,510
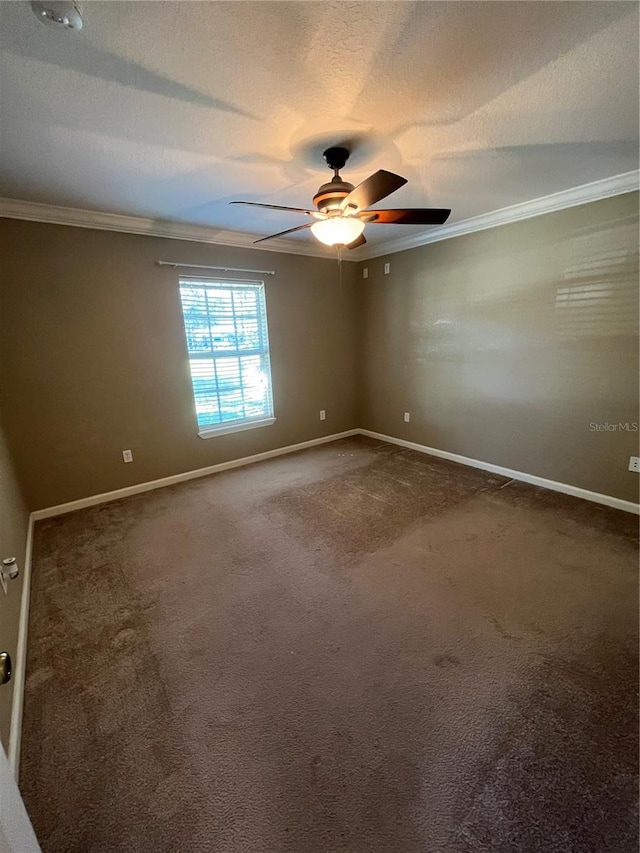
0,222,359,509
0,193,638,515
358,192,640,503
0,412,29,751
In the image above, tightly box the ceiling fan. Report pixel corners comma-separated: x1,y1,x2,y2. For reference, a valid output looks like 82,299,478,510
230,146,451,249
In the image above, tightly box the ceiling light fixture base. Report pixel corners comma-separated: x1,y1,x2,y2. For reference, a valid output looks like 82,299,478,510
31,1,83,30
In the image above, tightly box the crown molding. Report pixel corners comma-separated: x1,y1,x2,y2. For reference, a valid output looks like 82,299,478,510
1,169,637,262
0,197,340,260
351,169,640,260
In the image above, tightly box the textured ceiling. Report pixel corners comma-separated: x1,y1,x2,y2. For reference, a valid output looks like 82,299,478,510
0,1,638,250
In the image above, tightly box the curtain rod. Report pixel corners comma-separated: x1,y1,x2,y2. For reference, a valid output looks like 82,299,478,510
157,261,275,276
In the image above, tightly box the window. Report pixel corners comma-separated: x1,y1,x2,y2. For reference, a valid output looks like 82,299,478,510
179,279,275,438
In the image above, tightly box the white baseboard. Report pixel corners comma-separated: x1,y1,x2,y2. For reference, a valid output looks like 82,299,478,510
359,429,640,515
8,513,34,781
31,426,639,521
31,429,360,520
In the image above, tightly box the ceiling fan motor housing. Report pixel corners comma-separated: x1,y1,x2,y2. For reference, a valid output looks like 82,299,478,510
313,179,355,214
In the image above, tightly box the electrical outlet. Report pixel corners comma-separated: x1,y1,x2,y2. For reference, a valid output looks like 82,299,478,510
629,456,640,473
362,267,368,279
384,262,391,275
319,410,326,421
404,412,410,423
122,449,133,463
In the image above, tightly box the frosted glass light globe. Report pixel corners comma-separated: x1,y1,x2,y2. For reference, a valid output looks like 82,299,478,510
310,216,365,247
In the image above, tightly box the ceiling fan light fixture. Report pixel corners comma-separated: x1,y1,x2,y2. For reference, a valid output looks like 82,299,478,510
233,147,450,248
310,216,365,247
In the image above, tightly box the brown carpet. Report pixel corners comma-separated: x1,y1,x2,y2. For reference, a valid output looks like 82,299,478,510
21,436,639,852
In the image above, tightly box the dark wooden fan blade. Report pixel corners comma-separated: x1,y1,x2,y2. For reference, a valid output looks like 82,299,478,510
253,223,313,243
231,201,317,216
341,170,407,212
346,233,367,250
358,208,451,225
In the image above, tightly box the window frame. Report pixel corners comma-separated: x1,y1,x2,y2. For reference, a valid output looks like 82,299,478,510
178,277,276,440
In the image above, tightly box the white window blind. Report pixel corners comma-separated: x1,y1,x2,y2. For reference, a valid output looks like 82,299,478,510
179,279,274,435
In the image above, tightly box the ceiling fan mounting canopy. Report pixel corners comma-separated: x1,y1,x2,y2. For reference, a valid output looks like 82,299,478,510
230,144,451,248
323,146,350,171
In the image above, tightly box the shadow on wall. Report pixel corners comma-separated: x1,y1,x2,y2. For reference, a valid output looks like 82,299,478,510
554,214,639,339
361,198,640,501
